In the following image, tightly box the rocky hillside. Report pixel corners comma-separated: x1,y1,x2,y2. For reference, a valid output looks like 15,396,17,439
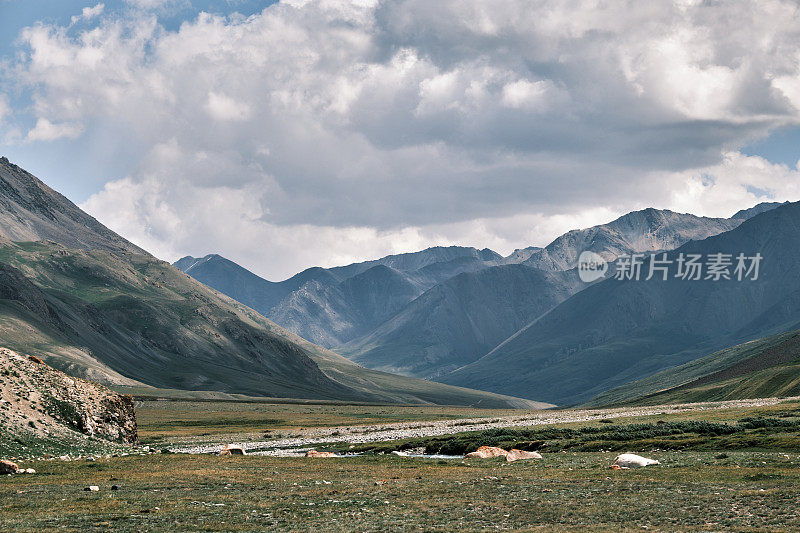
0,157,145,254
339,265,583,379
0,347,137,457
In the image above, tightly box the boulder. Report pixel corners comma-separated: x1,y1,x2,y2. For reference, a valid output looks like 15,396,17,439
610,453,660,469
305,450,337,458
465,446,509,459
85,486,100,492
27,355,44,364
219,445,246,456
506,449,542,462
0,460,19,475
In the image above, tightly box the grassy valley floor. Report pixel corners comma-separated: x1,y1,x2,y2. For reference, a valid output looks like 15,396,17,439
2,452,800,531
3,398,800,531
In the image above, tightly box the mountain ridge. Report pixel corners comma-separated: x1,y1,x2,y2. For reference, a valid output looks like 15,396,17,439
0,157,146,255
440,201,800,405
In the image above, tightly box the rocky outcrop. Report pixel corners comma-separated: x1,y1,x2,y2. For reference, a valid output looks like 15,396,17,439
306,450,337,458
0,347,137,445
464,446,509,459
505,449,542,461
219,445,246,456
464,446,543,460
0,459,18,474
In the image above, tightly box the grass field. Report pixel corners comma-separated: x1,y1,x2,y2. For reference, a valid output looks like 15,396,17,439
2,451,800,531
4,399,800,530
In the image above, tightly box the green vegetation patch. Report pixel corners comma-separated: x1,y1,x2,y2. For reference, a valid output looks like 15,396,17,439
42,394,87,433
347,417,800,456
0,426,127,460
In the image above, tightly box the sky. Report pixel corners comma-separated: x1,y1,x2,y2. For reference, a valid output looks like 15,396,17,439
2,0,800,280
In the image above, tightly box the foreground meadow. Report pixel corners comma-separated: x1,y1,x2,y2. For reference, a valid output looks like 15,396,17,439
3,398,800,531
2,451,800,531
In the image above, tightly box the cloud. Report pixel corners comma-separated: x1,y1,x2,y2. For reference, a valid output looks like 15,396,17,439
8,0,800,278
0,95,10,122
205,92,252,122
25,118,84,142
71,4,105,24
124,0,187,10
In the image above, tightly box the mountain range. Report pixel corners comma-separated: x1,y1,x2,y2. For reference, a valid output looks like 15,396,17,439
0,157,544,408
441,202,800,404
5,154,796,410
178,203,779,384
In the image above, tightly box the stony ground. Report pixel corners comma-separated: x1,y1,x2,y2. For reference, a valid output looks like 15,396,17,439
169,397,791,456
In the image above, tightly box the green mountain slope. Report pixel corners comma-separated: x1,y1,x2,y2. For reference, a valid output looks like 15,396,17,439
589,329,800,406
0,158,545,408
0,241,544,407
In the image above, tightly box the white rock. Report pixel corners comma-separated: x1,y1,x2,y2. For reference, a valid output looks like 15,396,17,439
611,453,660,469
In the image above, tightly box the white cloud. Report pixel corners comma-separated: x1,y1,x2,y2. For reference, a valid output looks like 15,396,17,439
71,4,105,24
205,92,251,122
0,95,10,122
8,0,800,278
124,0,187,10
666,152,800,218
25,118,83,142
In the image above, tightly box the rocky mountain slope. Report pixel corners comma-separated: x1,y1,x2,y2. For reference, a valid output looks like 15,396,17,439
441,202,800,405
521,208,742,271
176,247,503,347
0,157,145,254
0,157,538,408
339,265,583,379
0,347,137,457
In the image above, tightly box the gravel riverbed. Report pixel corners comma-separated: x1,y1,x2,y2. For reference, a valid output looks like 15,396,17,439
170,397,792,456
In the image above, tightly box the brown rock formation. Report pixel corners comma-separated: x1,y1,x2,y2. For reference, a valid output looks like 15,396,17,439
0,348,137,445
464,446,509,459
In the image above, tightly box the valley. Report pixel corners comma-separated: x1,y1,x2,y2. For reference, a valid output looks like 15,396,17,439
3,157,800,531
3,2,800,530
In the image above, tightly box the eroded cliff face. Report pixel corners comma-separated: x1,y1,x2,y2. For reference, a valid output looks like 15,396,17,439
0,347,137,445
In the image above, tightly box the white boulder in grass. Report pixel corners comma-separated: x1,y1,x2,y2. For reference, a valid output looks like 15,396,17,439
610,453,660,469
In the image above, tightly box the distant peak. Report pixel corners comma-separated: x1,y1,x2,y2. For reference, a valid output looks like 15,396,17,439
731,201,789,220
